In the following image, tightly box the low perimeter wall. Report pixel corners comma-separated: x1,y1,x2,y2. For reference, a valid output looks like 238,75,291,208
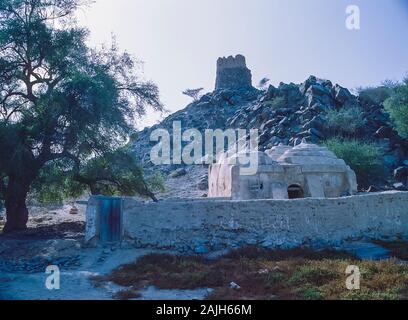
85,191,408,253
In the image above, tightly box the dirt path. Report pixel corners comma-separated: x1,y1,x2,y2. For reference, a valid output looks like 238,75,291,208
0,204,211,300
0,198,397,300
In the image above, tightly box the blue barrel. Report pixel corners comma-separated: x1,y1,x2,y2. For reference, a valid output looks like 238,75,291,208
99,197,122,242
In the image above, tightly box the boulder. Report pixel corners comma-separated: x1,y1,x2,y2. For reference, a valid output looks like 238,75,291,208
308,84,330,96
197,175,209,190
393,182,407,191
260,119,276,131
266,84,278,99
299,75,317,95
394,166,408,183
279,117,290,126
375,126,397,139
69,206,79,215
302,115,325,131
298,128,325,140
367,185,380,193
170,168,188,178
333,84,354,105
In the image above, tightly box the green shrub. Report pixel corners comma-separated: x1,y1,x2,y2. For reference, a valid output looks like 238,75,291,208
295,286,324,300
289,266,337,286
145,171,166,193
384,78,408,139
264,96,286,109
358,86,395,106
324,138,384,187
326,106,366,136
32,165,85,205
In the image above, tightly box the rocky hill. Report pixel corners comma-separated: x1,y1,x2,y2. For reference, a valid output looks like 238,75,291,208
132,55,407,191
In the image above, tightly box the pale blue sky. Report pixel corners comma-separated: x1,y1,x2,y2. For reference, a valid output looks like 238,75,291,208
77,0,408,128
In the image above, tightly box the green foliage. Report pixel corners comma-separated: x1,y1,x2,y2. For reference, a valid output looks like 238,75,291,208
295,286,324,300
93,246,408,300
182,88,204,102
0,0,163,229
358,85,395,106
145,171,166,193
31,148,165,204
289,266,337,286
326,106,366,136
264,96,286,109
31,163,85,205
324,138,384,187
79,148,164,199
384,78,408,139
258,77,270,89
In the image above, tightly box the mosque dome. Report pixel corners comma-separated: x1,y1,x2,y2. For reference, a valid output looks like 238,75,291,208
218,151,278,166
277,141,346,166
265,144,293,161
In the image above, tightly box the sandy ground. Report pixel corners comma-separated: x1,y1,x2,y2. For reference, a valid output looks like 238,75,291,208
0,169,396,300
157,165,209,199
0,168,212,300
0,203,212,300
0,202,394,300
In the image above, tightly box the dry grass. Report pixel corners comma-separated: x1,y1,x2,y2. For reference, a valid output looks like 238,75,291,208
112,288,142,300
374,240,408,261
93,246,408,300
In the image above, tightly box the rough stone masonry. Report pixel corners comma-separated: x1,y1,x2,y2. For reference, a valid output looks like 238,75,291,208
215,54,253,90
86,191,408,254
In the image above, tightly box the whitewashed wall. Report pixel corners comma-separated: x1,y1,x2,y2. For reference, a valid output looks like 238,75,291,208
86,192,408,253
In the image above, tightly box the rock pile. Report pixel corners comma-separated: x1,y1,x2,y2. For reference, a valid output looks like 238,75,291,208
132,55,407,188
228,75,392,150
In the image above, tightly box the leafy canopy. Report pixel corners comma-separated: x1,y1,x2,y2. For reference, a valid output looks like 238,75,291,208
0,0,164,210
384,78,408,139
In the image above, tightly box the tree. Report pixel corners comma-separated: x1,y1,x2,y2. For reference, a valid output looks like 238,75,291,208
32,148,165,204
258,77,270,89
182,88,203,102
357,85,395,106
384,77,408,139
0,0,163,232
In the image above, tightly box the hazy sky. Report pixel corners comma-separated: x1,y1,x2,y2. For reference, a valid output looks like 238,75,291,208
77,0,408,128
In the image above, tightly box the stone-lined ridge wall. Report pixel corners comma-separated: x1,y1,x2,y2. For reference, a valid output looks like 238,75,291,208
86,192,408,254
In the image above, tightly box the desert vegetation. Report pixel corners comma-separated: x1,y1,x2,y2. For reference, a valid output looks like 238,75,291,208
324,138,384,187
384,78,408,139
326,106,366,136
93,246,408,300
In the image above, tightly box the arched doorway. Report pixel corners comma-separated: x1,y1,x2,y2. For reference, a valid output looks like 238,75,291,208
288,184,304,199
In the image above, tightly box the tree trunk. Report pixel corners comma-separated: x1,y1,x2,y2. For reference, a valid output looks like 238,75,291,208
3,178,30,233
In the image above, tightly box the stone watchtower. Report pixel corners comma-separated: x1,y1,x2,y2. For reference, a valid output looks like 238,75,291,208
215,54,253,90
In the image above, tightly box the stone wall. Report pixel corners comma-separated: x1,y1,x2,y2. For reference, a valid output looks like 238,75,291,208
215,54,252,90
86,192,408,253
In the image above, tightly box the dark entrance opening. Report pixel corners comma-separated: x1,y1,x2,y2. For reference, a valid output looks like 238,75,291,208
99,197,122,242
288,184,304,199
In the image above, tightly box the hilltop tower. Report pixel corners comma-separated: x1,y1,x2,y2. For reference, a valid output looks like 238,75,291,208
215,54,253,90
